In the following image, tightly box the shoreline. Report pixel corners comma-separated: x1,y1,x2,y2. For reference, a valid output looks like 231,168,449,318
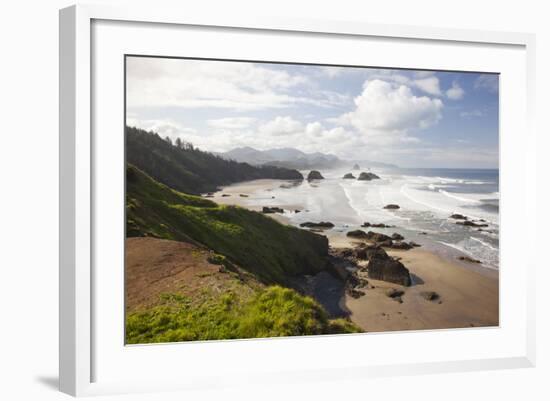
211,178,499,332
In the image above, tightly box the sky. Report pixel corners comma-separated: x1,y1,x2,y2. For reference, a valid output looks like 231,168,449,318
126,56,499,168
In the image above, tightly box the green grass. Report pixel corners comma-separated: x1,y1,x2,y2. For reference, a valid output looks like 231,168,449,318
126,286,360,344
126,164,331,284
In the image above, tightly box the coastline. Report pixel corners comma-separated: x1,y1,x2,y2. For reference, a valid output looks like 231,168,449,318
211,178,499,332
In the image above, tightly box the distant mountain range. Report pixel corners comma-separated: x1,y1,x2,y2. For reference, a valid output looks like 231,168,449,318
219,146,397,170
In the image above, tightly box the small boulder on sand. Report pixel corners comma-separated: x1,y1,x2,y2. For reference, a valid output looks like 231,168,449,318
458,255,481,263
420,291,440,302
383,204,400,209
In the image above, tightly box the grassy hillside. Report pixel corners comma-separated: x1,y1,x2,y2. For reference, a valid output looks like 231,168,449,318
126,126,303,195
127,286,360,344
126,164,331,284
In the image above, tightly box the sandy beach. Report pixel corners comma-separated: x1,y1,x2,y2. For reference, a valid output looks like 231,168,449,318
210,178,500,333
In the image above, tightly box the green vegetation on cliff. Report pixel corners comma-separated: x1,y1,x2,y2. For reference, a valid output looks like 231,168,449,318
126,164,330,284
126,286,360,344
126,126,303,195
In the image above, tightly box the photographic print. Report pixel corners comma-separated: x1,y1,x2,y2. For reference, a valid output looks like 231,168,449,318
124,56,499,344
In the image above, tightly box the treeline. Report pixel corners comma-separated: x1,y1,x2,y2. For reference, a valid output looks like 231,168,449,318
126,126,303,194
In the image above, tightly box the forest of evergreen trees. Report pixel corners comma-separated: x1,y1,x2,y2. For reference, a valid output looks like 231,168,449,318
126,126,304,194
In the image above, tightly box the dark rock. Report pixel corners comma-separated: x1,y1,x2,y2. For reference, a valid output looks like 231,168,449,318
294,209,301,213
348,288,365,298
458,255,481,263
239,194,249,197
385,288,405,298
365,231,392,242
307,170,324,180
385,288,405,303
450,213,467,220
299,221,335,229
262,206,284,214
456,221,489,228
409,241,421,248
419,232,428,235
389,241,413,250
221,194,231,197
420,291,440,302
346,229,369,239
355,245,388,261
391,233,404,240
343,173,356,179
357,172,380,181
362,222,393,228
368,257,412,286
383,204,400,210
377,239,394,247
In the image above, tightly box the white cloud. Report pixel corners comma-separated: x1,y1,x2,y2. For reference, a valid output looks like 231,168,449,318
446,82,465,100
126,57,311,111
126,117,197,142
207,117,256,129
258,116,304,136
474,75,499,93
413,70,436,78
339,79,443,142
318,66,347,78
413,76,442,96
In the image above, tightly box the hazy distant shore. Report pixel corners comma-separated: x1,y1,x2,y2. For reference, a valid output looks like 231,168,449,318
212,177,499,332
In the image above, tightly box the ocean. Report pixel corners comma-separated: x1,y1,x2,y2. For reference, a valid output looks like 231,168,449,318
250,167,500,270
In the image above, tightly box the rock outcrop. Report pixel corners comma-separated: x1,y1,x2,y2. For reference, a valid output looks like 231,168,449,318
299,221,335,229
450,213,467,220
343,173,356,179
357,172,380,181
262,206,284,214
368,254,412,286
383,204,400,210
456,221,489,228
307,170,324,180
346,229,370,239
361,222,393,228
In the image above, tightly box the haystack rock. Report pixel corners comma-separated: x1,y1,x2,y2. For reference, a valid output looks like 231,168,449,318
307,170,324,181
357,172,380,181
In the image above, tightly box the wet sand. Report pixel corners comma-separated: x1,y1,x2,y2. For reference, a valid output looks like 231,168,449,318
210,179,499,332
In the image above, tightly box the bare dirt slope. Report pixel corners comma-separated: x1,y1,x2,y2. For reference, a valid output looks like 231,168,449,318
125,237,261,313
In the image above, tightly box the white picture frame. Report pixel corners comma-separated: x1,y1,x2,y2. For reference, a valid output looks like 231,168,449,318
59,4,536,397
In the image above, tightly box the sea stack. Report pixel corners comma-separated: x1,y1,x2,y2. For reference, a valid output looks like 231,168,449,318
352,163,360,170
307,170,324,181
357,172,380,181
343,173,355,179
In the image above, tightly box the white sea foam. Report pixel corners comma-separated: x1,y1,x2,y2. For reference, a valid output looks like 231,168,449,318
438,189,481,204
470,236,499,251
